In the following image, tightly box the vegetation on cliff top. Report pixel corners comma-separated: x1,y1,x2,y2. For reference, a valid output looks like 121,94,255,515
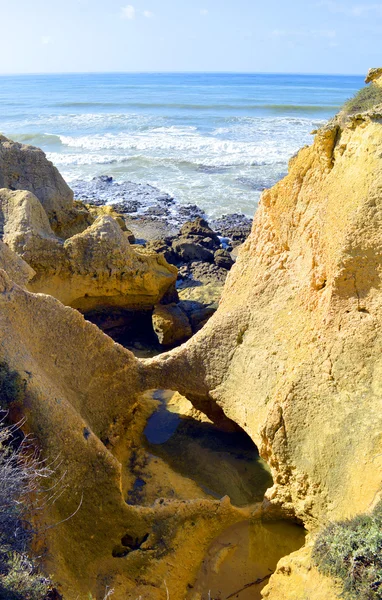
341,82,382,117
312,501,382,599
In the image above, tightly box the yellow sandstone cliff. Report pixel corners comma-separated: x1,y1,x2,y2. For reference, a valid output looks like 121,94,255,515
142,83,382,597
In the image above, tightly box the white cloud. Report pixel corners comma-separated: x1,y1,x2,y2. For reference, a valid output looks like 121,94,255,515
318,1,382,16
121,5,136,19
41,36,52,45
200,9,209,15
271,28,336,39
143,9,154,18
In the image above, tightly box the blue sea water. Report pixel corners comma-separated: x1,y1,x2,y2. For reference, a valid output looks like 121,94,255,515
0,72,364,217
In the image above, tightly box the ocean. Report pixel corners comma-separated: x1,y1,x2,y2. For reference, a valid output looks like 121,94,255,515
0,72,364,218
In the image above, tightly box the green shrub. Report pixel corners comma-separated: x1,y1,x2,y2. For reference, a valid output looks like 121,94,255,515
312,501,382,599
341,83,382,117
0,553,51,600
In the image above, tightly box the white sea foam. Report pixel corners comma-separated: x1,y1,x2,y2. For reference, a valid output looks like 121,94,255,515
5,114,325,218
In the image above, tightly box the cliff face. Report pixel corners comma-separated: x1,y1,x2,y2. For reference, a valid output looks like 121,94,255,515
142,104,382,594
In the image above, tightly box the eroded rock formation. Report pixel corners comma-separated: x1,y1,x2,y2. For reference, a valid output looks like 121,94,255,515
0,187,177,311
0,264,245,600
141,98,382,596
0,135,94,238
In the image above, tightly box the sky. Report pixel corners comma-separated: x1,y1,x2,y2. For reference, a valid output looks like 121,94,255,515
0,0,381,74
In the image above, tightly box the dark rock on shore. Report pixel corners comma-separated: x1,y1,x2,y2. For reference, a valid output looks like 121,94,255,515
180,217,220,246
214,249,234,270
71,176,175,209
211,213,253,247
172,237,214,263
178,260,228,286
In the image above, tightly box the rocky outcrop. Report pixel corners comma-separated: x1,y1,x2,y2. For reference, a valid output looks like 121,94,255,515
0,135,94,237
0,265,246,600
141,95,382,596
365,67,382,86
0,135,72,222
0,188,177,311
214,248,234,270
3,79,382,599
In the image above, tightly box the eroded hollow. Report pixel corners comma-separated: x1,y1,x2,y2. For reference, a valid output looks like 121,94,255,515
188,519,306,600
127,389,273,508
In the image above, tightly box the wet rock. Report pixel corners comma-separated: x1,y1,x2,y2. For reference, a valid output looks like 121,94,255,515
72,178,174,212
113,200,140,213
145,205,170,217
180,217,220,244
211,213,252,247
177,204,205,221
214,249,234,270
97,175,113,184
186,261,228,285
152,303,192,346
145,239,177,265
172,237,214,263
198,236,219,250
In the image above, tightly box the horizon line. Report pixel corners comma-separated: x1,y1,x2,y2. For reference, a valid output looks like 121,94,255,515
0,69,366,77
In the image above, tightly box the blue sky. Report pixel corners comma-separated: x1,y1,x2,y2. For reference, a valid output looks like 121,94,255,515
1,0,381,74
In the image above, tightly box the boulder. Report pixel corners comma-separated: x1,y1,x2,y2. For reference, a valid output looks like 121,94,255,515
0,189,177,311
172,236,214,263
145,238,177,264
214,248,234,270
0,135,72,220
180,217,220,245
211,213,252,247
152,303,192,346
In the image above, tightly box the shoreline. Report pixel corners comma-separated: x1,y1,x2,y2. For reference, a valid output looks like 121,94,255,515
71,175,254,244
